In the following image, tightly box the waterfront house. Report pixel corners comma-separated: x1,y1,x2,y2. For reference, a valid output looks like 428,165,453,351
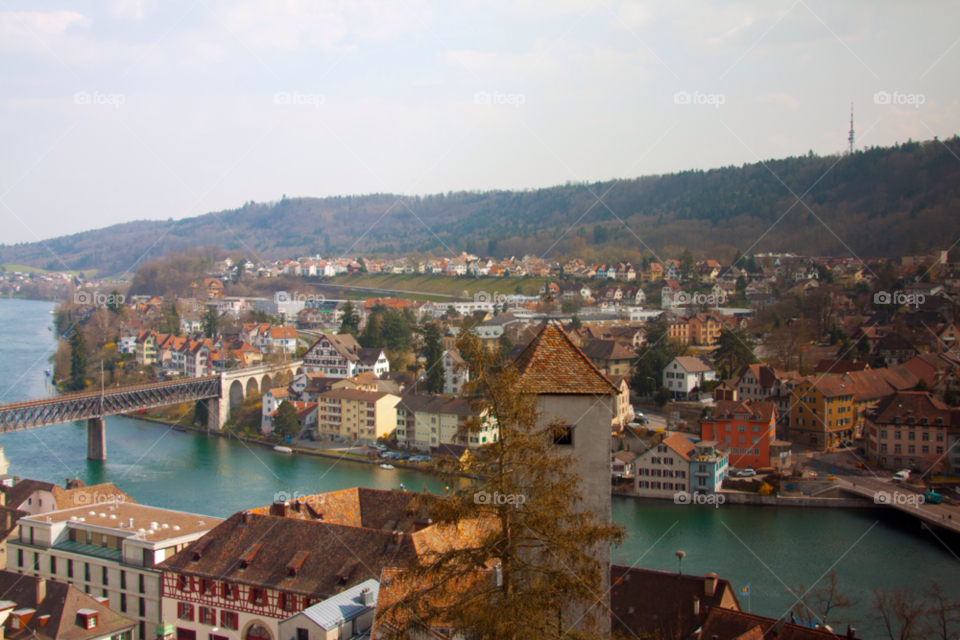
689,441,729,493
864,391,955,471
394,395,495,451
302,333,389,378
699,400,782,471
633,433,694,498
316,388,399,445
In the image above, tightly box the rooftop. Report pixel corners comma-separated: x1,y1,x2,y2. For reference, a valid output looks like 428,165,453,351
24,503,223,544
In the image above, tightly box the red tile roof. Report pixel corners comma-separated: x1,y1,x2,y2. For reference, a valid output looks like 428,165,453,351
513,322,619,395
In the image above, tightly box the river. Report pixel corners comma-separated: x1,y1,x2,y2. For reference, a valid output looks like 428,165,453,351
1,298,958,635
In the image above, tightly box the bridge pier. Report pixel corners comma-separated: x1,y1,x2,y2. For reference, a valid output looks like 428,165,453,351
206,398,229,430
87,417,106,461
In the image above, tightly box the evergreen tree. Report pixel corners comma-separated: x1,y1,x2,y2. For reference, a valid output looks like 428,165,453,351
381,310,412,352
679,249,696,280
339,301,360,335
203,305,219,338
359,312,384,348
68,329,88,391
496,331,513,362
570,315,582,330
420,322,445,394
712,328,757,379
106,290,123,314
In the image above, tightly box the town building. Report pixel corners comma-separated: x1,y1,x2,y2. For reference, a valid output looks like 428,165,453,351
277,580,379,640
580,340,635,376
158,488,485,640
8,502,222,640
864,391,955,471
0,570,138,640
689,441,729,493
395,396,496,451
788,377,856,449
316,388,399,444
663,356,717,401
302,334,389,378
700,400,784,470
633,433,693,497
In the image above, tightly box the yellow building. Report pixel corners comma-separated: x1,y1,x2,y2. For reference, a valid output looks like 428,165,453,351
396,396,498,452
317,388,399,445
135,331,158,365
788,376,855,449
688,314,723,346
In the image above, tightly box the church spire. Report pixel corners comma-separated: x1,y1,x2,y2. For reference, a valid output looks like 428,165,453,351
848,103,855,155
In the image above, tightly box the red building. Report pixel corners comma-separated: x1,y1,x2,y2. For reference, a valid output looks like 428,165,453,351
700,399,777,470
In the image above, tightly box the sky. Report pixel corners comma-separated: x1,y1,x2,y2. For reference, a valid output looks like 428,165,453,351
1,0,958,245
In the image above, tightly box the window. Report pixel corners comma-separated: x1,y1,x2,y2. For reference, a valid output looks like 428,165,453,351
139,574,145,594
297,629,309,640
120,570,126,590
67,559,73,578
250,587,265,605
51,556,57,575
177,603,194,622
281,593,296,612
554,425,574,446
103,566,109,586
120,593,127,613
178,575,189,591
220,611,238,631
139,597,145,617
16,549,22,568
199,607,215,625
85,563,91,582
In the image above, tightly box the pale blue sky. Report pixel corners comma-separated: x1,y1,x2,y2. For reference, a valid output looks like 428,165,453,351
1,0,958,244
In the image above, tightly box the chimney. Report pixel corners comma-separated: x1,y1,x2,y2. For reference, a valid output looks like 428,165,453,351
243,511,253,524
704,573,718,597
128,518,134,528
692,596,700,617
360,587,375,606
847,626,856,639
36,578,46,605
270,501,289,518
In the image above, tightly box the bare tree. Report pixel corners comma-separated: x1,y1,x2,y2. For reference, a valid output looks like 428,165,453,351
872,587,928,640
790,569,857,626
923,582,960,640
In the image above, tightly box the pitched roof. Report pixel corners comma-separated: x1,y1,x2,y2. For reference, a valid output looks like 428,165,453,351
580,340,636,361
708,400,776,423
867,391,952,424
0,571,137,640
0,480,136,513
299,579,379,631
698,607,841,640
610,565,739,640
813,359,869,375
659,432,696,461
513,322,619,395
800,376,853,398
673,356,715,373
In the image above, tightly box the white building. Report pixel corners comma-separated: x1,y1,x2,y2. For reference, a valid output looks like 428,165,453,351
633,433,694,498
663,356,717,400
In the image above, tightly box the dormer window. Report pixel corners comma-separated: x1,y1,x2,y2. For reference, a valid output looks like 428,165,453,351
77,610,98,630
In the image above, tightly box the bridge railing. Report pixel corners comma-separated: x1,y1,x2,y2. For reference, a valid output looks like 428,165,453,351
0,374,221,411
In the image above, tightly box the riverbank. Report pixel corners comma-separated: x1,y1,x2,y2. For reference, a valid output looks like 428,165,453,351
128,414,440,475
612,489,874,508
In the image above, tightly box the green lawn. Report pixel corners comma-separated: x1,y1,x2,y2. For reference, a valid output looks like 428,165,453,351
324,274,547,300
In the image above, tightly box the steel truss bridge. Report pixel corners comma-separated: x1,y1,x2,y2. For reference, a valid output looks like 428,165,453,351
0,376,220,432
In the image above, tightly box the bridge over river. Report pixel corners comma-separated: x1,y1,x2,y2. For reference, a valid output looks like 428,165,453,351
0,361,304,460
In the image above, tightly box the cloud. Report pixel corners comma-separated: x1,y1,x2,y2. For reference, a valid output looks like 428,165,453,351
757,93,799,109
0,10,88,54
111,0,147,21
617,2,654,28
413,74,443,86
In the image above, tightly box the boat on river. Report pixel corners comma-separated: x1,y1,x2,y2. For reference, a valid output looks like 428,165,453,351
380,463,395,470
273,446,293,453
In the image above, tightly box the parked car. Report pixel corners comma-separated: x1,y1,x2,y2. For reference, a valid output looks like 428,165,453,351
924,491,944,504
890,470,910,483
371,443,387,451
734,468,756,478
837,440,855,448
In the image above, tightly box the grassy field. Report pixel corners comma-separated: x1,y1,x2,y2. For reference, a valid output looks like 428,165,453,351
2,264,97,277
324,274,548,300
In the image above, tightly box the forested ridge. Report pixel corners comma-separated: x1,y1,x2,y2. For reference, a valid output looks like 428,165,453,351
3,136,959,275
